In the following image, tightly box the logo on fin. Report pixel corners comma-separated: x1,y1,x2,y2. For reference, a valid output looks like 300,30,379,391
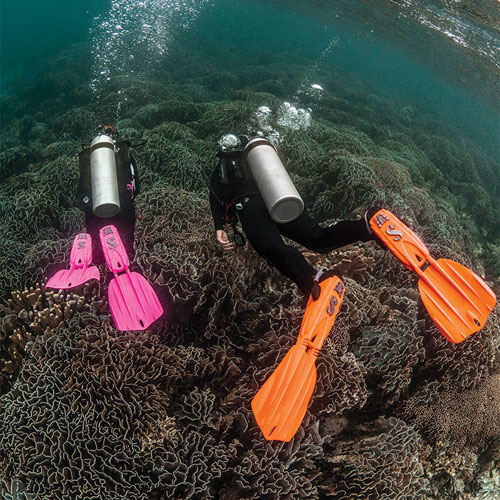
106,237,117,250
373,213,390,228
386,223,403,241
77,233,88,249
326,296,338,316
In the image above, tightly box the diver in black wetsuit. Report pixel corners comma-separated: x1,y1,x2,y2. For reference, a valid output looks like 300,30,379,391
77,124,140,264
208,133,373,297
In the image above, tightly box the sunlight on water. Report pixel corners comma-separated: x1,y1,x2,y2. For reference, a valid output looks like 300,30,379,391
89,0,211,101
393,0,499,69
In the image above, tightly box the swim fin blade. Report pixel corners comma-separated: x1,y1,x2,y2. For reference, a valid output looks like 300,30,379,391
99,224,163,331
369,209,496,343
46,233,100,289
252,276,345,441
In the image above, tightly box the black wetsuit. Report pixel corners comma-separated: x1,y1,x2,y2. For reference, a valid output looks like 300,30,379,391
77,139,140,264
209,150,371,296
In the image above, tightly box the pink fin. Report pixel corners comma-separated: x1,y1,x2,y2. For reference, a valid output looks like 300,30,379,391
46,233,100,289
99,225,163,331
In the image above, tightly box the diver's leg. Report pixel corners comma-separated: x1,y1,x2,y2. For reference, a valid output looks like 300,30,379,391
85,207,136,265
238,196,316,295
278,211,371,253
85,211,105,265
114,203,136,262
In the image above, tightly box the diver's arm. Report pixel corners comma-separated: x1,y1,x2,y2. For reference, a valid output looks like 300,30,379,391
209,164,225,231
130,155,140,197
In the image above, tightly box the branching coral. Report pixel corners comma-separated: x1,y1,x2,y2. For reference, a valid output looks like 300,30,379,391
0,285,91,394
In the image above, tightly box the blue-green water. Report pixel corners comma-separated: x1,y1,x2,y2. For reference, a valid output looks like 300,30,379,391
1,0,499,158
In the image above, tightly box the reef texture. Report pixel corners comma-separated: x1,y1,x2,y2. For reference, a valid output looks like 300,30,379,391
0,39,499,500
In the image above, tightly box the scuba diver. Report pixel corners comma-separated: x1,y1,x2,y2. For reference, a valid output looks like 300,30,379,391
46,124,163,331
207,133,374,298
77,124,139,263
208,134,496,442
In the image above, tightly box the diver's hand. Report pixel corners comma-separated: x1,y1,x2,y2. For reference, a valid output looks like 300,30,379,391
216,230,235,251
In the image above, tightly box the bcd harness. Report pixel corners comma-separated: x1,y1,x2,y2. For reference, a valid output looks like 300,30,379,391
224,200,246,247
203,151,258,247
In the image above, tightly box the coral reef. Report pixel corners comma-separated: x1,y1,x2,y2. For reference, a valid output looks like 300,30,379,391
0,285,92,394
0,27,498,500
319,416,429,499
0,323,243,500
400,374,500,450
353,319,425,407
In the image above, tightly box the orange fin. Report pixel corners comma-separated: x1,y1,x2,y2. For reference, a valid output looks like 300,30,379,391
370,209,496,343
252,276,345,441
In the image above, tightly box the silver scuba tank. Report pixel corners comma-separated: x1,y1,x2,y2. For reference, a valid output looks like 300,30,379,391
90,134,121,218
244,138,304,223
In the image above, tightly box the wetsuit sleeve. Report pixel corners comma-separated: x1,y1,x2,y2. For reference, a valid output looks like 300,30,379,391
77,149,92,213
131,155,140,197
209,164,225,231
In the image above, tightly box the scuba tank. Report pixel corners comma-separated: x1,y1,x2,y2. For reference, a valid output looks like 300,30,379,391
90,134,121,218
244,138,304,223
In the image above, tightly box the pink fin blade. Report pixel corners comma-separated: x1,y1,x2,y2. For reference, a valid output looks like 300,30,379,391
99,225,163,331
108,272,163,330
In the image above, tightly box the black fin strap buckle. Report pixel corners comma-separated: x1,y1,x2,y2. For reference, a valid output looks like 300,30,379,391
232,223,246,247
